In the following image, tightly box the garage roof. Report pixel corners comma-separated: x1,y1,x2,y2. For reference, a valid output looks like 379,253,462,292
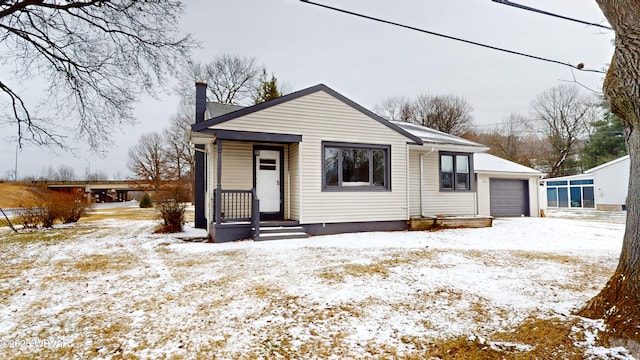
474,153,542,175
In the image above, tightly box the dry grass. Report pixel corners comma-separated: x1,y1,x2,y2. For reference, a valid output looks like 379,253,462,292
417,317,586,360
41,253,140,284
0,226,97,245
82,206,160,222
318,248,436,283
0,182,41,208
0,207,624,359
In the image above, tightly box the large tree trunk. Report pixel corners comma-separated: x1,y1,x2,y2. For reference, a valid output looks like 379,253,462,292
578,1,640,343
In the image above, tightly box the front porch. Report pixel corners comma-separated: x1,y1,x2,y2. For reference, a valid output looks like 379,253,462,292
211,188,306,242
205,133,303,242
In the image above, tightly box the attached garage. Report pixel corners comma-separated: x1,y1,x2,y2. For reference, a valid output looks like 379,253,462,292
489,178,529,216
474,153,543,217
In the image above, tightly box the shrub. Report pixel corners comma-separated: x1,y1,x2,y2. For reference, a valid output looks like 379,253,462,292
156,201,186,233
17,190,90,228
155,181,189,233
53,192,91,223
139,193,153,208
18,191,50,228
18,206,44,229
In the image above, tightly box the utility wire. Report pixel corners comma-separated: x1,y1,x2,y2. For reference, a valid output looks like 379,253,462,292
300,0,605,74
492,0,613,31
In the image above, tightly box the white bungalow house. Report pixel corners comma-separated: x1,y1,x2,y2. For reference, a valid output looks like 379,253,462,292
541,155,629,211
187,83,539,242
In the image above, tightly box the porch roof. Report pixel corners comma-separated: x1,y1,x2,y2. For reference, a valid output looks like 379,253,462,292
189,128,302,144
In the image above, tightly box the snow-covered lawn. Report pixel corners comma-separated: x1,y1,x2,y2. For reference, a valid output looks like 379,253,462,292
0,205,635,359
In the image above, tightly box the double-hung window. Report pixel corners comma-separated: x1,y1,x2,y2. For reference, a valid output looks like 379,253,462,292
440,152,472,191
322,142,390,191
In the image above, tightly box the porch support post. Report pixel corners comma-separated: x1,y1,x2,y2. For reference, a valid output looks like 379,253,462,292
215,140,223,225
194,81,207,229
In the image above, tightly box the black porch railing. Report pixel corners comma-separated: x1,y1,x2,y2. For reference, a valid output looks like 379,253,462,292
214,188,260,238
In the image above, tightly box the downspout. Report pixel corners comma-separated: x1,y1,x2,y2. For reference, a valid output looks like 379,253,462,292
420,147,436,218
406,146,410,221
287,172,291,220
474,173,479,215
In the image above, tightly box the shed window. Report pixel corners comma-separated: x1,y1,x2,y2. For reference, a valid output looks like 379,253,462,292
546,178,595,208
322,142,390,191
440,152,473,191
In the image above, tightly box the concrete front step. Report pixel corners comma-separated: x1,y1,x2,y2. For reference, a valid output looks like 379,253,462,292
255,232,309,241
259,226,306,234
254,225,308,241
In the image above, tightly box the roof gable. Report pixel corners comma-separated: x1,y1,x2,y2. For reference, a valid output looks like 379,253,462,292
583,155,629,174
191,84,423,145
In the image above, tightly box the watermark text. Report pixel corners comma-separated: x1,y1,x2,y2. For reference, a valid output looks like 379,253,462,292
0,338,70,350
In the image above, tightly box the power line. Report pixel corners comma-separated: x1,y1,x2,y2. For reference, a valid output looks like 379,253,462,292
491,0,613,31
299,0,606,74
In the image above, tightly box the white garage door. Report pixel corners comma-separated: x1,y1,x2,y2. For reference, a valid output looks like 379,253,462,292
489,179,529,217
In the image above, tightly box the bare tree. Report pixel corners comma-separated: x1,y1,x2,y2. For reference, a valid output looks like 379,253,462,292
578,0,640,343
164,114,194,181
373,96,413,121
465,114,533,166
87,170,109,181
492,114,528,162
39,166,57,181
175,55,262,109
56,165,76,181
531,85,597,177
410,94,474,136
0,1,193,150
127,132,168,190
375,94,474,135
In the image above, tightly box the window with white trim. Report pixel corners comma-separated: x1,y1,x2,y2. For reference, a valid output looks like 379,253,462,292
440,152,473,191
322,142,390,191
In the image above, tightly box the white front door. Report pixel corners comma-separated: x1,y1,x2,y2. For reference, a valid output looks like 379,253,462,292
256,149,281,214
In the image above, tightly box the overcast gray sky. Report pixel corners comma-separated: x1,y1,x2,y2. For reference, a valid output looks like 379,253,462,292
0,0,614,180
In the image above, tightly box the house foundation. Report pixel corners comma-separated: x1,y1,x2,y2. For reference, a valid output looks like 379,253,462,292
409,216,493,230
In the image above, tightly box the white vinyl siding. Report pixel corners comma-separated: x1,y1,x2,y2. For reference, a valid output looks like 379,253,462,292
208,142,291,219
408,149,475,216
289,143,300,221
591,158,629,207
205,143,215,224
209,91,409,224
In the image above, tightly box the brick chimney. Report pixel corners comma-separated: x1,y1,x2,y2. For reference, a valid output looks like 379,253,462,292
195,81,207,124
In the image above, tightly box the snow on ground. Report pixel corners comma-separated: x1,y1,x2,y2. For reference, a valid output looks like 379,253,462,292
0,208,634,359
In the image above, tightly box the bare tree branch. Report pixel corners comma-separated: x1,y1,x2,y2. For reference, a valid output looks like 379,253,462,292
0,0,194,150
531,84,599,177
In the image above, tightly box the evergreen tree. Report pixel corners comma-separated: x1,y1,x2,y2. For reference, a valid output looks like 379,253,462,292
139,193,153,208
580,111,626,170
254,69,283,104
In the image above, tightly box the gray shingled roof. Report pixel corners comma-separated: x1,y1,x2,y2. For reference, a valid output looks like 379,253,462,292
206,102,244,119
390,121,487,148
